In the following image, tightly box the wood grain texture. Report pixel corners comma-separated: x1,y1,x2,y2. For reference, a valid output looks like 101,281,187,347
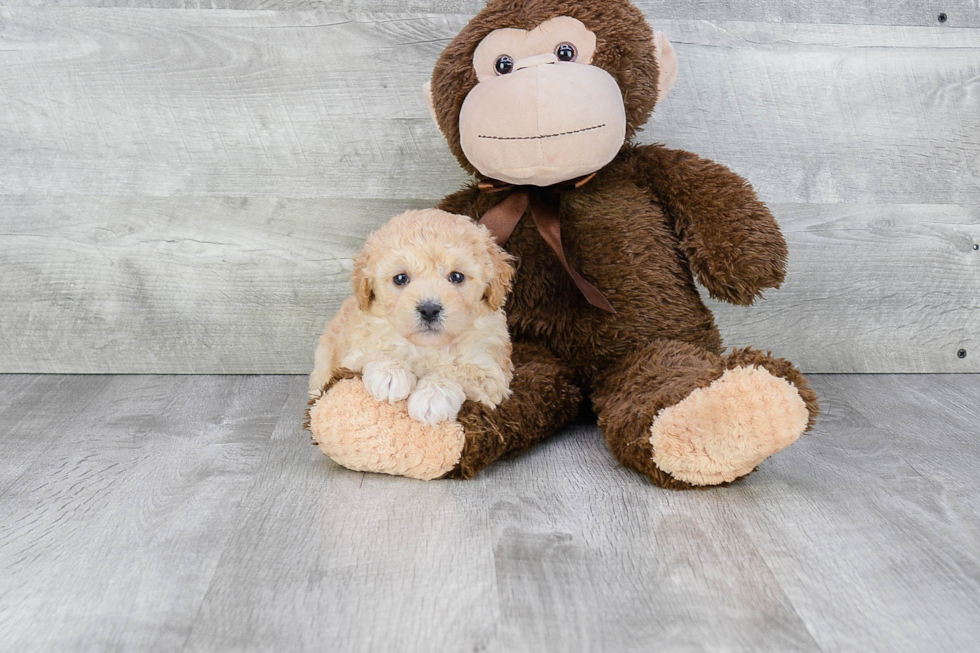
0,7,978,373
709,203,980,373
1,373,979,652
0,1,975,28
1,198,976,373
0,196,424,373
1,11,978,203
0,374,293,652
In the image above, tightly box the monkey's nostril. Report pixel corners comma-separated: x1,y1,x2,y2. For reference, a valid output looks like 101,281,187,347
417,300,443,323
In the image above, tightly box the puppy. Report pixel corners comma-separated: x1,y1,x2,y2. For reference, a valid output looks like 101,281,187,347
309,209,515,424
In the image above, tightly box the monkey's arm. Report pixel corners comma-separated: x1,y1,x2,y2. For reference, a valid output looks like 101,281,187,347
632,144,787,306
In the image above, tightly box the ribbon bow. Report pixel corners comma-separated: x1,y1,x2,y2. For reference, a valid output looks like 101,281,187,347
477,173,616,314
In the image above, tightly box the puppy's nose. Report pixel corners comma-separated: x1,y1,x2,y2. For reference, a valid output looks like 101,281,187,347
417,300,443,323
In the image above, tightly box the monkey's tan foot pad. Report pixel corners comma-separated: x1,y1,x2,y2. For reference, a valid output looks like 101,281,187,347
309,379,465,481
649,366,809,486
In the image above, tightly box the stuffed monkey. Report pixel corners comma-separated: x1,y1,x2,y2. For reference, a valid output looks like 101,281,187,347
308,0,819,488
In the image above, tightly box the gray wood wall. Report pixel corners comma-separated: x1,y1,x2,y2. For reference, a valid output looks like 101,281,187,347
0,1,977,373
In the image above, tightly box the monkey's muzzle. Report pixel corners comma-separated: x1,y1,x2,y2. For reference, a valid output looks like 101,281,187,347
458,61,627,187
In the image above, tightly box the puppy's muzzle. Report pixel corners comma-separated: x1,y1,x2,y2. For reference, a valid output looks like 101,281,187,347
416,300,443,327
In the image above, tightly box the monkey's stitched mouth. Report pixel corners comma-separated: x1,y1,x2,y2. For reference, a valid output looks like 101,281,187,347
478,123,605,141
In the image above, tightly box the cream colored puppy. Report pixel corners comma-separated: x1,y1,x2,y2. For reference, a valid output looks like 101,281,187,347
309,209,515,424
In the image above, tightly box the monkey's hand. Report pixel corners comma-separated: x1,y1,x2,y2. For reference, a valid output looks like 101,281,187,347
633,144,788,306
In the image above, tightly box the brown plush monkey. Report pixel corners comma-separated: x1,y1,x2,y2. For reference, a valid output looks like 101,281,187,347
308,0,819,488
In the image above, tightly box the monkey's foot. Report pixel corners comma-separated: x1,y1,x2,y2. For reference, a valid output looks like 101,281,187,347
308,378,464,481
649,365,810,486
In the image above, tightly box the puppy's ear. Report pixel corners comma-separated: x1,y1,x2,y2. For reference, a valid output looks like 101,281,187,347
351,251,374,311
483,238,516,311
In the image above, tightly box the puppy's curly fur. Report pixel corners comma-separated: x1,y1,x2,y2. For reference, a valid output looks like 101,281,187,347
309,209,515,425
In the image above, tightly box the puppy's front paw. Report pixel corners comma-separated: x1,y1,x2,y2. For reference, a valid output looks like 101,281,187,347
363,361,417,403
408,378,466,425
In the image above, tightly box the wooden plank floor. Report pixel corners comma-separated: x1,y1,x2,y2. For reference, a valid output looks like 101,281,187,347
1,374,978,652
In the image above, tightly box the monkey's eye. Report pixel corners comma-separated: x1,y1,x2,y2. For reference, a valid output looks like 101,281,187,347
494,55,515,75
448,271,465,284
555,42,577,62
393,273,410,286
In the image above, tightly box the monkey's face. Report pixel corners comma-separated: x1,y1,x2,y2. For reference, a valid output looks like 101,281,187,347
459,17,625,186
426,2,678,187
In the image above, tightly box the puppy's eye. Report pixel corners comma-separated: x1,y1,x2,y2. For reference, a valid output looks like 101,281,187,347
494,55,514,75
555,42,577,62
393,273,410,286
448,271,465,284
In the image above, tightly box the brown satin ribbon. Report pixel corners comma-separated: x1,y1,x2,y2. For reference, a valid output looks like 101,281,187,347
477,173,616,314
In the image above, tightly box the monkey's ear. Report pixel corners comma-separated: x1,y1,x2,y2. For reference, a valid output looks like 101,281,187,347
653,31,678,104
422,80,440,129
351,252,374,311
484,239,516,312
